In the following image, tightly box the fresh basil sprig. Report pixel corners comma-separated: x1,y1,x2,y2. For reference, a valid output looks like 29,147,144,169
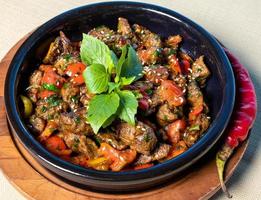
80,34,143,133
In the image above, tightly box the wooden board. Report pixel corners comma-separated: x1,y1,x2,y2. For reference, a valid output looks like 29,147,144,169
0,35,249,200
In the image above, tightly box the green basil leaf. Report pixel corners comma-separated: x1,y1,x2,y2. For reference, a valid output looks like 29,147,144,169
117,90,138,125
110,50,118,67
120,76,135,86
80,34,114,71
121,45,143,80
108,82,120,93
83,63,109,94
87,92,120,133
102,114,117,128
116,45,128,77
42,83,59,92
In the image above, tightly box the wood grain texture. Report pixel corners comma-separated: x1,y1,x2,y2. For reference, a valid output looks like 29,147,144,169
0,36,248,200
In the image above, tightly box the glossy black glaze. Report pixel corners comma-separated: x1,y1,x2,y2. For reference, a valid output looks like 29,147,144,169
4,2,235,192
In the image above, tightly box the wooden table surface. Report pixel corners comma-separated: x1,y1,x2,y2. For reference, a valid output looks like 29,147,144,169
0,0,261,200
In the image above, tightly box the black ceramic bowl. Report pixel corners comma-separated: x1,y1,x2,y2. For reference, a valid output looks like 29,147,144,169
4,2,235,192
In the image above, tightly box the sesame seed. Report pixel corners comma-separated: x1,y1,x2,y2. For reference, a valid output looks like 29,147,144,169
141,128,146,131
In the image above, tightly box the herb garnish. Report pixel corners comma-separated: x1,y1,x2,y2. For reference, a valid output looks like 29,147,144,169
80,34,143,133
42,83,59,92
189,124,200,131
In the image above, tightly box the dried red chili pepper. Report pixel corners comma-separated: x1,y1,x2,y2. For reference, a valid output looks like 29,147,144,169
216,49,257,198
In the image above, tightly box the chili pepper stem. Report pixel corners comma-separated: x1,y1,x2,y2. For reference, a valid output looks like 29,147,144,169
216,144,234,198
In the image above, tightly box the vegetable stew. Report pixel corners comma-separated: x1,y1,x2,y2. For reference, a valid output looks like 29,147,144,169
23,17,211,171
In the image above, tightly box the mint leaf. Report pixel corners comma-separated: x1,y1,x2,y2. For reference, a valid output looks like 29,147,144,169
83,64,109,94
80,34,114,71
87,92,120,133
117,90,138,125
120,76,135,86
121,45,143,80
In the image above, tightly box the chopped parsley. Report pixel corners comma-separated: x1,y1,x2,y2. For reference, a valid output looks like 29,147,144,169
41,106,47,113
72,137,80,150
71,95,79,104
146,89,153,96
42,83,59,92
143,133,151,142
189,124,200,131
46,95,62,107
63,54,72,61
74,116,81,124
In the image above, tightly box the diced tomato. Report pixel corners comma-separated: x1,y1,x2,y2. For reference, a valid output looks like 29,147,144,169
167,141,188,159
45,136,71,156
40,65,64,88
169,55,182,74
65,62,86,85
167,120,187,144
180,59,191,74
71,75,85,85
159,80,185,107
98,143,137,171
38,90,56,99
134,163,154,170
189,105,203,121
65,62,86,77
39,121,58,142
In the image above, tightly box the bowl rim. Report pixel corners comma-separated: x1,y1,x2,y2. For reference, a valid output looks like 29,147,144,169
4,1,235,182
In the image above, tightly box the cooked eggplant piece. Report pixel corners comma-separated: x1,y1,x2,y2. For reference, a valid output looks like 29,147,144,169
191,56,210,86
133,24,162,49
43,31,73,64
27,70,42,102
144,65,169,85
29,115,46,133
183,113,210,147
135,143,171,165
56,110,93,135
117,17,132,35
165,35,182,49
118,121,157,155
96,132,127,150
64,133,98,159
156,103,180,127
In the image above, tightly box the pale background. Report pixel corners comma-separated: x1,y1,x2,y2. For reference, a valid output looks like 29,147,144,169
0,0,260,199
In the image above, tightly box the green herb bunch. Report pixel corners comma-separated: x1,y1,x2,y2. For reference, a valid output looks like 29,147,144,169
80,34,143,133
